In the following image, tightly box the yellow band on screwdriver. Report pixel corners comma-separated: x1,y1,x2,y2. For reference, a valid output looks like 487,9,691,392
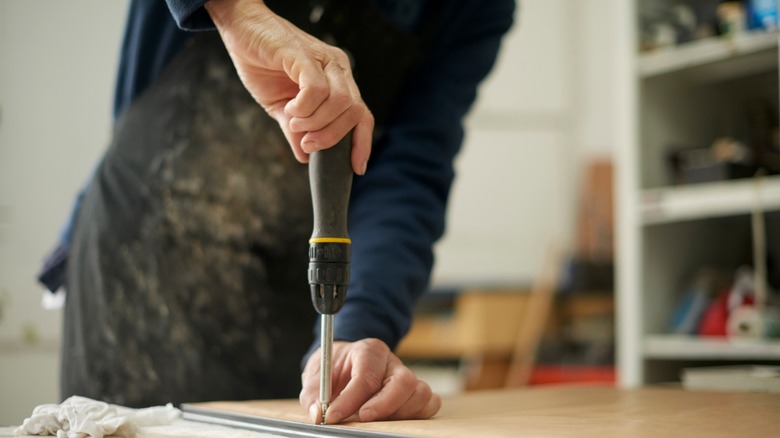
309,237,352,244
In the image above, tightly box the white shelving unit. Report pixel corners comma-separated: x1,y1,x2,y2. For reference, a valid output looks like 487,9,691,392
644,335,780,360
641,175,780,224
616,0,780,387
639,30,779,78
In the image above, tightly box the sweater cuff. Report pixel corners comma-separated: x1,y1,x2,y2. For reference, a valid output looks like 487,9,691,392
166,0,215,31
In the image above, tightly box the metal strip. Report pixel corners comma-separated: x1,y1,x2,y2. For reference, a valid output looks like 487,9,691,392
181,404,418,438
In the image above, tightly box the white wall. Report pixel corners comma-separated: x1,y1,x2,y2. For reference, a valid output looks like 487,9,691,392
0,0,129,424
432,1,574,287
0,0,617,426
431,0,616,286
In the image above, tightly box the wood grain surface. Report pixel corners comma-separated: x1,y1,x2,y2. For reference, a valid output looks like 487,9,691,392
186,385,780,437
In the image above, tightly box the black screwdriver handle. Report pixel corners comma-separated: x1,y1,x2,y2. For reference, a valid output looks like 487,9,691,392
309,134,353,240
308,133,353,315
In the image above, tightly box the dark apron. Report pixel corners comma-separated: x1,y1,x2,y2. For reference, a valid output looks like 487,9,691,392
61,1,432,407
62,33,317,407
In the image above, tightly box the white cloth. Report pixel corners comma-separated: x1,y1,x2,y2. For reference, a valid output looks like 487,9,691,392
14,396,181,438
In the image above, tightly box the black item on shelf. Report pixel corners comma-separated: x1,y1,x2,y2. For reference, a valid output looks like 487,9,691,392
559,258,614,294
768,251,779,292
683,161,761,183
743,97,780,173
666,144,759,184
695,0,725,35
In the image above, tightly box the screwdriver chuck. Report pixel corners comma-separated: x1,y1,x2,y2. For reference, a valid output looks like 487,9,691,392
308,240,350,314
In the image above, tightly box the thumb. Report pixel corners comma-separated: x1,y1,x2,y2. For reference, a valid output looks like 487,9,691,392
300,350,323,423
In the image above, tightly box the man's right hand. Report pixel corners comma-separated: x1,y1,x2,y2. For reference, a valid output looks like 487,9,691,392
205,0,373,175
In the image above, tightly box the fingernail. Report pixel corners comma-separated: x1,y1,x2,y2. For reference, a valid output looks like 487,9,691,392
308,404,318,422
360,407,377,422
302,140,319,153
360,160,368,175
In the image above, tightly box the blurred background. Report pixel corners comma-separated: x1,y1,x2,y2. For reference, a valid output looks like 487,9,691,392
2,0,779,426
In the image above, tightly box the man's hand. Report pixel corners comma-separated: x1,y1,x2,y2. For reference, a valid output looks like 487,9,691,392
205,0,373,175
300,339,442,424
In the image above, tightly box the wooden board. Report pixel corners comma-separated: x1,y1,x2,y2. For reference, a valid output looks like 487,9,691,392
182,385,780,437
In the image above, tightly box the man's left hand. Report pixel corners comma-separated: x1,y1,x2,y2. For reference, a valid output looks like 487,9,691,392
300,338,442,424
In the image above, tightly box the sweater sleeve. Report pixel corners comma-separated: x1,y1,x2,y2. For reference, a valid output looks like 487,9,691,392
164,0,214,30
316,0,516,352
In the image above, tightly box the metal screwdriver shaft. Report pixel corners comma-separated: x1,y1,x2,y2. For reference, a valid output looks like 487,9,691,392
320,313,334,422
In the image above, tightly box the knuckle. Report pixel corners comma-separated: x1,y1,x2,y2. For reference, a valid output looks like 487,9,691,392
332,48,351,67
300,376,316,393
359,338,389,354
355,107,373,129
298,389,317,409
363,108,375,125
360,371,385,394
416,381,432,401
307,82,329,100
351,101,367,119
397,369,417,389
306,46,329,64
331,92,352,109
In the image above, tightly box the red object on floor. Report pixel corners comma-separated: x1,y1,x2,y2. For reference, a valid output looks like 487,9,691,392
529,365,616,385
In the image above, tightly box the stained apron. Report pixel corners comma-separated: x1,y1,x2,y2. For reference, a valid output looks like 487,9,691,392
62,33,316,407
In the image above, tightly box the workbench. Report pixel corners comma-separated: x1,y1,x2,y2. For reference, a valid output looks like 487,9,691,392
6,385,779,437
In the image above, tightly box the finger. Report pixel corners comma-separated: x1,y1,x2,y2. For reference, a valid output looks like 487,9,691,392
285,129,309,163
325,339,389,424
300,393,324,424
284,56,329,118
389,381,440,420
351,111,374,175
299,351,322,423
289,60,356,134
298,105,366,154
357,363,417,422
299,384,321,423
416,392,442,420
340,67,372,175
272,110,309,163
340,413,361,423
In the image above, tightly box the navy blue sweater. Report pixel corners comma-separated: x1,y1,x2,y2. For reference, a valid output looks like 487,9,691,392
46,0,514,352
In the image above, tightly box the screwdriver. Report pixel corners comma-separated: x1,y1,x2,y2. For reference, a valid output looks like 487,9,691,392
308,132,353,424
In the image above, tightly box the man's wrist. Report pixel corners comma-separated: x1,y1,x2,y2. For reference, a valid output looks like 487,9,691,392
204,0,266,28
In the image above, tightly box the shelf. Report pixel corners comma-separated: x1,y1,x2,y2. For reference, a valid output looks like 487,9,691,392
640,175,780,225
644,334,780,360
639,31,779,79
